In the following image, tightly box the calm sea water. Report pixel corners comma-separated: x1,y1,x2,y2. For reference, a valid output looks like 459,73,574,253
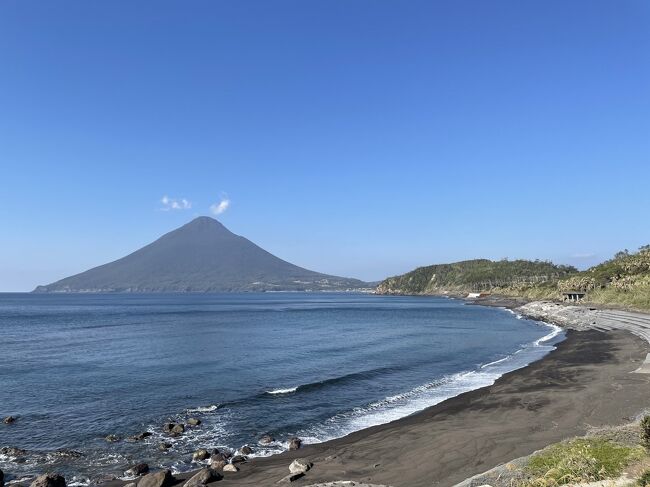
0,293,563,485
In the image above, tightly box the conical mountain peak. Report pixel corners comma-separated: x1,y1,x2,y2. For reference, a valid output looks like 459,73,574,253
34,218,368,293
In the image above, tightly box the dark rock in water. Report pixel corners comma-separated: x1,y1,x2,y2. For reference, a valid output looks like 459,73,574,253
138,470,174,487
124,463,149,477
169,424,184,436
3,416,16,425
192,449,210,461
183,468,222,487
187,418,201,426
230,455,247,464
0,468,4,487
51,449,83,459
104,435,120,442
259,435,274,445
126,432,152,442
158,442,172,451
288,438,302,451
240,446,252,455
29,473,66,487
0,447,27,457
210,459,227,471
210,453,228,469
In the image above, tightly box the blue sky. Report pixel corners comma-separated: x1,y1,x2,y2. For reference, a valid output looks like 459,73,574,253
1,1,649,291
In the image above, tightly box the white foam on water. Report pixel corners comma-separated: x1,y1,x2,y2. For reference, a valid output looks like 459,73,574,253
298,319,564,445
266,387,298,395
186,404,219,413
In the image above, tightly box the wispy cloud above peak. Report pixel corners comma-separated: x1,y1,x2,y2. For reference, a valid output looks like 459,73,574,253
210,196,231,215
160,195,192,211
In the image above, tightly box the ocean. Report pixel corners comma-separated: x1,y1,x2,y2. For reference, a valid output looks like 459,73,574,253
0,293,563,485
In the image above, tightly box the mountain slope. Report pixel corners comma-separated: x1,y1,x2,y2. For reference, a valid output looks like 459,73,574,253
34,217,368,292
376,258,577,295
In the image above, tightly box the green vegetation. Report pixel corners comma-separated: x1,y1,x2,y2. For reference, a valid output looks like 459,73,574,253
642,415,650,449
639,469,650,487
376,259,577,295
524,438,644,486
377,245,650,311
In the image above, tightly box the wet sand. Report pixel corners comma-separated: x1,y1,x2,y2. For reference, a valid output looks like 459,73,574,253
151,329,650,487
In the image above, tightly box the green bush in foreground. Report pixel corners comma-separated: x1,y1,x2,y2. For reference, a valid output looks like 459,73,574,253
642,415,650,448
525,438,644,486
638,469,650,487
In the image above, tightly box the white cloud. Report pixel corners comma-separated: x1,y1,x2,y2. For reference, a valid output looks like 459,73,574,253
210,196,231,215
160,195,192,211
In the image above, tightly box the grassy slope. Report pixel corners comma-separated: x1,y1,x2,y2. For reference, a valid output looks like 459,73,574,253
377,247,650,311
376,259,577,295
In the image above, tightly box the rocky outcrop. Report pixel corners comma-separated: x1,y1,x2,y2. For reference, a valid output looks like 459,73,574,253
29,473,66,487
183,468,222,487
192,449,210,461
138,470,175,487
104,435,120,442
222,464,238,473
3,416,16,424
159,442,172,451
240,446,252,455
289,459,312,474
288,438,302,451
126,432,152,442
163,423,184,435
187,418,201,426
0,447,27,457
210,453,228,470
124,463,149,477
259,435,275,445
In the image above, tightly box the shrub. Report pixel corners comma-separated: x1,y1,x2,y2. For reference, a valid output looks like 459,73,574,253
639,470,650,487
525,438,644,486
641,415,650,448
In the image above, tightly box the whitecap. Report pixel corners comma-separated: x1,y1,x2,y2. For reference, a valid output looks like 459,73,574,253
265,387,298,395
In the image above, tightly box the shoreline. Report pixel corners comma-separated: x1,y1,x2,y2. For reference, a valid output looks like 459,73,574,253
118,328,649,487
8,296,650,487
96,297,650,486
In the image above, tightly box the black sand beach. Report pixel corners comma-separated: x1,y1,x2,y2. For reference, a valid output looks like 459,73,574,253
109,328,650,487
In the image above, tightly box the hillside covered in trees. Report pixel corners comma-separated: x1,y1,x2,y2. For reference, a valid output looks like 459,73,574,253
376,259,577,295
376,247,650,311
